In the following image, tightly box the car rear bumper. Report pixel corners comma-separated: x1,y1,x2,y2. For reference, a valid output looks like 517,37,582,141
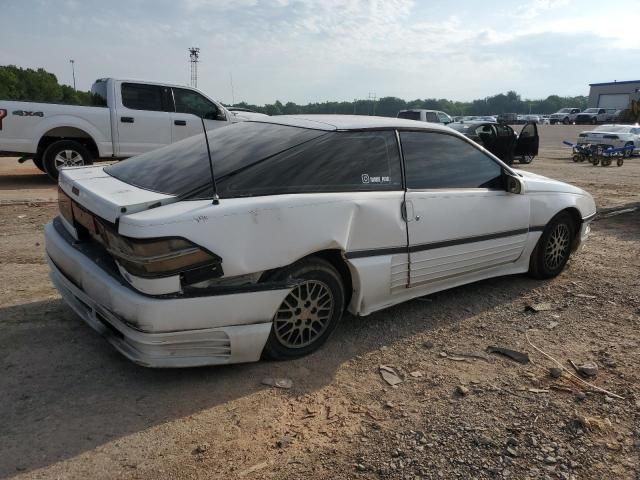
45,219,292,367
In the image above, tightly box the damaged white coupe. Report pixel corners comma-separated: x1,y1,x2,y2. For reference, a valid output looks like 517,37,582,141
45,116,596,367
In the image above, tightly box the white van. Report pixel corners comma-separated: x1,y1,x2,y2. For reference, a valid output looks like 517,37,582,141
397,109,453,124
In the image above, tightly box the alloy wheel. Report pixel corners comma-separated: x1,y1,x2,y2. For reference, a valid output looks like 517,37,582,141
544,223,570,270
274,280,334,349
54,149,84,170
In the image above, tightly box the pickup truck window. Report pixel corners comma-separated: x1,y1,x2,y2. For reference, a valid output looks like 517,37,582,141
173,88,218,120
121,83,166,112
90,81,108,107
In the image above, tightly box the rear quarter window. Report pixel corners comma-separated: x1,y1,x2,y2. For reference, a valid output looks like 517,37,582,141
219,131,402,196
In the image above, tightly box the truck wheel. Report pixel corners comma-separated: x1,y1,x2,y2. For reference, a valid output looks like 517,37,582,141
562,117,570,125
43,140,93,181
624,142,633,158
590,117,597,125
33,156,45,172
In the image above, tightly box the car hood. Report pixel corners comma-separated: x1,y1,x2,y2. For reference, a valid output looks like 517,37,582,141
514,169,589,196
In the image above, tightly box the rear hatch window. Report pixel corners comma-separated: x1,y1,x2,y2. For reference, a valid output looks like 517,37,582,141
105,122,326,199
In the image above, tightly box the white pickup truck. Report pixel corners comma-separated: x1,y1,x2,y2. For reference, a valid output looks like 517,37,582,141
0,78,249,179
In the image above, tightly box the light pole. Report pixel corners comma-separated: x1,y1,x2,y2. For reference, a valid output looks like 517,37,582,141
69,59,76,91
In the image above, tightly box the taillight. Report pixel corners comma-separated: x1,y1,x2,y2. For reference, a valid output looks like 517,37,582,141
102,232,223,278
58,187,73,224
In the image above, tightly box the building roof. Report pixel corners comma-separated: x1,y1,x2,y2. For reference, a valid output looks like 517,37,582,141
248,114,454,132
589,80,640,87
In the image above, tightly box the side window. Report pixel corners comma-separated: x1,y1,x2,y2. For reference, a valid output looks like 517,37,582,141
400,131,504,190
520,123,535,138
437,112,449,123
496,125,513,137
173,88,219,120
90,81,108,107
220,131,402,196
425,112,438,123
121,83,165,111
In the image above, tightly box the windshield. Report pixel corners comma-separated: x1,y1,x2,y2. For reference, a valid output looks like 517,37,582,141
397,111,421,121
583,108,598,113
557,108,571,113
105,122,327,198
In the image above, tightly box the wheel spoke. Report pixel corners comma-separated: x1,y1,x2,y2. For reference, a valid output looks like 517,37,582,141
273,279,334,349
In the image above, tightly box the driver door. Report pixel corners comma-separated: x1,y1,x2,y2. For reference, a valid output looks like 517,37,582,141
514,122,539,159
400,130,530,292
170,88,228,143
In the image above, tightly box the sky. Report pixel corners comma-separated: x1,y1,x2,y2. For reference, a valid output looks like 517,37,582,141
1,0,639,105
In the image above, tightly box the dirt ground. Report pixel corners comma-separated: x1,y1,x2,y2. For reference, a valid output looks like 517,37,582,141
1,125,638,480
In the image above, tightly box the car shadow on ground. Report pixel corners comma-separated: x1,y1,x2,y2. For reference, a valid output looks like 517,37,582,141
0,273,543,477
0,172,54,191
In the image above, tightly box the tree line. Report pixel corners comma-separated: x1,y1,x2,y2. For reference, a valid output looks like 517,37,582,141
1,65,587,116
0,65,93,105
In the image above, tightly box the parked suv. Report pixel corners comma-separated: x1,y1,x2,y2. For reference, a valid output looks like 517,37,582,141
397,109,452,124
549,108,581,124
575,108,616,125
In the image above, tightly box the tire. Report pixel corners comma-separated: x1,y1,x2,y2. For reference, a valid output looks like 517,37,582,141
624,142,633,158
262,257,345,360
33,156,45,172
562,117,570,125
601,158,612,167
590,117,597,125
528,212,575,279
43,140,93,181
617,158,624,167
520,154,535,164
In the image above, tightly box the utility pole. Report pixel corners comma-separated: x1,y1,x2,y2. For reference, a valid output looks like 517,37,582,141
188,47,200,88
368,92,377,115
229,72,235,105
69,59,76,91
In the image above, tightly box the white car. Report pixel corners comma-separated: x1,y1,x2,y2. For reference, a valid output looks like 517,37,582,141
45,115,596,367
577,124,640,155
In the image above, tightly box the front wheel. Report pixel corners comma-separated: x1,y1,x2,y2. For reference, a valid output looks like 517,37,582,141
520,154,535,164
43,140,93,181
590,117,597,125
262,258,345,360
562,117,570,125
529,212,575,279
624,142,633,158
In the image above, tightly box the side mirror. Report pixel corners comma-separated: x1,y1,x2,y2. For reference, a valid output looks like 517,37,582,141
505,174,524,194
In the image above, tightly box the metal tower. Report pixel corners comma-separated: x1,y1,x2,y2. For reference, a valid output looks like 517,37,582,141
189,47,200,88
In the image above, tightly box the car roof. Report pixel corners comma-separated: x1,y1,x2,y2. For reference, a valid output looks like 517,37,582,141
246,114,455,132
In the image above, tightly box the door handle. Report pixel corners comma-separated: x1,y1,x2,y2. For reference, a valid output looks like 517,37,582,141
120,117,134,123
174,120,187,126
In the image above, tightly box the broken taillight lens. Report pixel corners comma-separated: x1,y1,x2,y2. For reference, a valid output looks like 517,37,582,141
101,230,223,278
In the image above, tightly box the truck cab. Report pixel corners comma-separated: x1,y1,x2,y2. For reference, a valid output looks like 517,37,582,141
397,109,453,125
0,78,237,179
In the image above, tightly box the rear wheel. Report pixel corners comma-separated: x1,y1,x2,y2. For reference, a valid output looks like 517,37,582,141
617,158,624,167
43,140,93,181
590,117,597,125
262,258,345,360
529,212,575,279
33,156,45,172
520,154,535,164
562,117,570,125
